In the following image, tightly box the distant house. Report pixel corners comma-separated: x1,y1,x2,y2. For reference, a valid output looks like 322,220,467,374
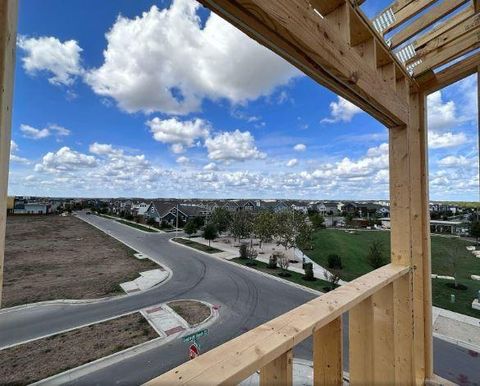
145,201,205,226
223,201,240,212
132,202,149,217
13,200,50,215
317,202,340,216
260,200,289,213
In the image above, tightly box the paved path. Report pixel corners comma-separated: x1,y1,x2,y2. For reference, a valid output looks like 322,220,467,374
1,213,479,385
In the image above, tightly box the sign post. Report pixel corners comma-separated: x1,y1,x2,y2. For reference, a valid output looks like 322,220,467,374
183,329,208,360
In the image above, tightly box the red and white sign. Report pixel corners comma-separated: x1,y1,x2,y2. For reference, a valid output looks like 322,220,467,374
189,343,199,360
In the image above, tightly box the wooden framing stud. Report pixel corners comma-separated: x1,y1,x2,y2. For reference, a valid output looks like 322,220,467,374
349,297,374,385
0,0,18,307
313,317,343,386
259,349,293,386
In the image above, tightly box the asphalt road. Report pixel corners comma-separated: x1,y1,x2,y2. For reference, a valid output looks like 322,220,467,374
1,213,479,385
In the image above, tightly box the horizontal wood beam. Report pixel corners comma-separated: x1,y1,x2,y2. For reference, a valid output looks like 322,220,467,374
196,0,409,127
146,264,409,385
416,51,480,93
412,24,480,75
390,0,469,49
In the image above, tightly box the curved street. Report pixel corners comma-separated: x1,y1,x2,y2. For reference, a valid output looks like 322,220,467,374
0,213,478,385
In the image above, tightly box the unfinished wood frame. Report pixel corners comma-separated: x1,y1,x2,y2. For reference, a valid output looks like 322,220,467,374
0,0,17,307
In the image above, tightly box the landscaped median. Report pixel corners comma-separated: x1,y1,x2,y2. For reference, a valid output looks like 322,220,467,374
116,219,158,232
231,258,334,293
172,237,223,254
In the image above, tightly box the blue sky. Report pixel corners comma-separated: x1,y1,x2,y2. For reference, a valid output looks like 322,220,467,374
8,0,479,200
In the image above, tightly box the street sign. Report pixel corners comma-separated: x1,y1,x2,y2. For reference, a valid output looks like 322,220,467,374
189,343,199,360
182,329,208,343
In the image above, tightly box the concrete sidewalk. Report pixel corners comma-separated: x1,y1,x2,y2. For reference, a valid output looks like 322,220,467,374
433,306,480,352
120,268,170,294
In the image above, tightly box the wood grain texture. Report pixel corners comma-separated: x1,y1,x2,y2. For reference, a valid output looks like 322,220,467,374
313,317,342,386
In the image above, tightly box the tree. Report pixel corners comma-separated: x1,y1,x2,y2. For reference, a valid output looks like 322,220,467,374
146,217,156,226
203,223,218,246
470,221,480,245
274,211,296,250
184,220,198,238
210,208,232,234
253,211,275,249
327,254,343,269
310,213,325,230
246,246,258,266
296,220,313,251
366,240,387,269
277,252,291,277
231,211,253,241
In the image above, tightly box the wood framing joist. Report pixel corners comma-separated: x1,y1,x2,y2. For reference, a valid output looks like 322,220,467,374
197,0,410,127
389,0,469,49
416,51,480,93
411,14,480,76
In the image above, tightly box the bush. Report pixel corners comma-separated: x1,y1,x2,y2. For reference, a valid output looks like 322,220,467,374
366,240,387,269
239,244,248,260
303,262,315,281
267,254,278,268
327,254,343,269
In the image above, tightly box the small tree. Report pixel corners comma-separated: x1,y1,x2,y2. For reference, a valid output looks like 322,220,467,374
277,252,290,277
327,254,343,269
253,211,275,249
203,223,218,246
310,213,325,230
323,269,341,291
146,217,156,227
303,262,315,281
184,220,198,238
366,240,387,269
246,247,258,266
231,211,253,241
210,208,232,234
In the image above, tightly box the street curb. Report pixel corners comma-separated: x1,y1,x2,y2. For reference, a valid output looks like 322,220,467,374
76,214,173,283
433,332,480,353
31,302,218,385
170,239,323,297
92,213,164,234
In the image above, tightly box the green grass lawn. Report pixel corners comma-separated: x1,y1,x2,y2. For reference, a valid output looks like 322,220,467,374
116,219,158,233
172,237,223,253
231,258,335,293
304,229,480,317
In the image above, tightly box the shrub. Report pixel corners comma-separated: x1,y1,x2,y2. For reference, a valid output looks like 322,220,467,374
366,240,387,269
303,262,315,281
327,254,343,269
267,254,278,268
239,243,248,259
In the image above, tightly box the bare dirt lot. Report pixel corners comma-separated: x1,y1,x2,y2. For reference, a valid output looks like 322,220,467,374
0,313,157,385
168,300,211,326
2,215,158,307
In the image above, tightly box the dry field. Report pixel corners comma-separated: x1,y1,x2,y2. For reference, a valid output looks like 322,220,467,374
168,300,211,325
2,214,157,307
0,313,157,385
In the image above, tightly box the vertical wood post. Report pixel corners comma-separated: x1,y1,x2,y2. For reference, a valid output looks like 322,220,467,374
313,317,343,386
259,349,293,386
0,0,18,307
389,90,432,384
349,297,374,385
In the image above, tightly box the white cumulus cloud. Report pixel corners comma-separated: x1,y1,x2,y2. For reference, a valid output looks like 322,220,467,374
321,96,363,123
85,1,299,115
293,143,306,152
286,158,298,167
34,147,97,172
18,36,83,86
205,130,266,162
